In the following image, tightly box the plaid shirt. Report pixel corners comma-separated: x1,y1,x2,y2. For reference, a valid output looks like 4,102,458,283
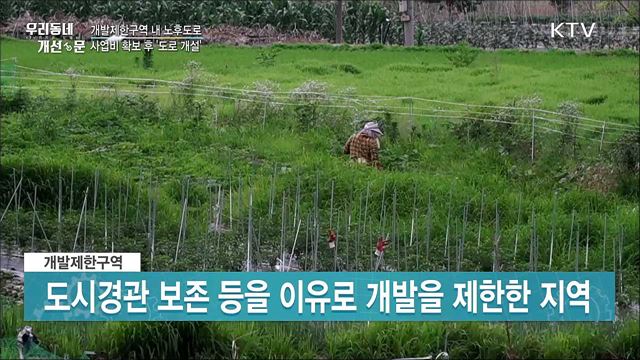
343,132,381,168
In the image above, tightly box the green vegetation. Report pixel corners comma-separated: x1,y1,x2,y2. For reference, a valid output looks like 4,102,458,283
1,39,638,359
2,38,638,123
2,303,638,359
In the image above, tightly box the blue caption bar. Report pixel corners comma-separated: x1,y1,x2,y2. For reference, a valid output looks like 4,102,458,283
24,272,615,322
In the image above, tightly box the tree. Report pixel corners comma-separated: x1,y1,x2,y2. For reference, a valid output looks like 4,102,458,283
422,0,483,21
336,0,344,43
549,0,571,15
444,0,482,14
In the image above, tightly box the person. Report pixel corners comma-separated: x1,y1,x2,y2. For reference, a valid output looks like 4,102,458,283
343,121,384,169
17,326,39,359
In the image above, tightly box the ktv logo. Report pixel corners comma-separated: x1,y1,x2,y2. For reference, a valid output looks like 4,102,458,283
551,22,597,38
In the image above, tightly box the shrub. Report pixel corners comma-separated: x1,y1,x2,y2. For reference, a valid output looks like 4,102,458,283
290,80,329,130
256,48,280,67
557,101,582,159
0,86,31,113
609,131,640,197
335,63,361,74
445,42,479,68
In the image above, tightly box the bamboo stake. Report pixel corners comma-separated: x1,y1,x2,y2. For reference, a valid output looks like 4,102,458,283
425,191,432,264
575,222,580,272
104,186,108,250
314,174,320,270
25,192,52,252
379,177,387,231
458,201,468,272
355,191,363,272
83,194,87,251
256,218,261,268
246,189,253,272
69,166,74,210
410,183,417,248
93,169,99,220
445,190,452,271
72,188,89,252
57,168,63,251
147,177,152,248
335,214,340,272
368,214,374,271
237,177,243,234
12,169,18,248
293,175,301,230
393,187,399,270
0,177,23,225
124,177,130,223
549,192,558,269
304,212,310,271
529,206,537,272
513,193,522,260
229,183,233,230
568,210,575,261
150,184,157,271
346,195,352,271
280,190,286,272
493,200,501,272
403,227,408,271
585,205,590,269
288,219,303,271
215,186,224,269
175,179,189,264
30,185,37,251
602,214,607,271
135,177,141,234
477,189,484,248
329,180,337,269
363,182,371,270
619,225,623,294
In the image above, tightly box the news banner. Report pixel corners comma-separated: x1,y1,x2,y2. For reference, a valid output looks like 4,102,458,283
24,253,615,322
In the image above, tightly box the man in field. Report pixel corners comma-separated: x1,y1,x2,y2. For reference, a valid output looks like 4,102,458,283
343,121,384,169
